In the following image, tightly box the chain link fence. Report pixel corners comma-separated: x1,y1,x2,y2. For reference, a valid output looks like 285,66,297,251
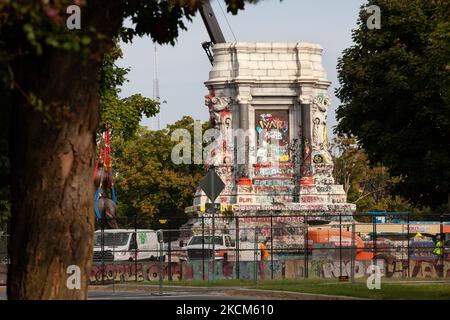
90,212,450,285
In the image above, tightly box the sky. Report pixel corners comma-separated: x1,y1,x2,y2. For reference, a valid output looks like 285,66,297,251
117,0,365,134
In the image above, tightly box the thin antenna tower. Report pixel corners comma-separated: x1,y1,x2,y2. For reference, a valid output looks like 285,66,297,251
152,43,161,130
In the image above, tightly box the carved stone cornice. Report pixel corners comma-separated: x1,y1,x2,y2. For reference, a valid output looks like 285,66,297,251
235,95,253,105
298,95,313,104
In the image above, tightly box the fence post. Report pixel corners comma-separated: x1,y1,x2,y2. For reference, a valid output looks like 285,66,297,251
372,214,377,268
101,218,105,285
112,242,116,294
351,221,355,283
168,239,172,281
440,213,444,278
407,212,410,278
339,212,343,278
270,213,274,280
202,215,205,281
211,204,216,283
134,215,138,282
374,215,377,260
304,214,308,279
235,215,240,280
159,230,164,295
254,228,258,286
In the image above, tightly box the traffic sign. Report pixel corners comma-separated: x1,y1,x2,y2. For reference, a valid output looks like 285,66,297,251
199,168,225,203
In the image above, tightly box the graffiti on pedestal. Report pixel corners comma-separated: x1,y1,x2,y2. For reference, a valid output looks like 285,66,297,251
255,110,290,164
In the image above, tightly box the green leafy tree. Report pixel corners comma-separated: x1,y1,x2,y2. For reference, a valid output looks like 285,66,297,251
335,0,450,211
331,136,367,197
331,135,415,217
113,117,209,229
0,0,257,299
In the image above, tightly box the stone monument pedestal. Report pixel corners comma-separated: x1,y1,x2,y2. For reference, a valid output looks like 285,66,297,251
185,42,355,240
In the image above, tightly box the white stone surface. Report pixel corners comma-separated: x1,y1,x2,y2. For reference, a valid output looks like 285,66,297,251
207,42,330,86
188,42,356,217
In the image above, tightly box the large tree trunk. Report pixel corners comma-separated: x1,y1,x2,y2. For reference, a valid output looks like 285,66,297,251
8,51,99,300
7,3,123,300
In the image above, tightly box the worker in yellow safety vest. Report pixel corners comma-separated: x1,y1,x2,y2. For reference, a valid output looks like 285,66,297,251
260,239,270,261
433,234,443,257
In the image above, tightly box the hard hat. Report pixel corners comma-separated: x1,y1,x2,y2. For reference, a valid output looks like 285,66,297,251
415,232,422,237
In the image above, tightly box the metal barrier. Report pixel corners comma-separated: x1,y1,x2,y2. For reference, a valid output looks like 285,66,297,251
90,212,450,284
1,213,448,287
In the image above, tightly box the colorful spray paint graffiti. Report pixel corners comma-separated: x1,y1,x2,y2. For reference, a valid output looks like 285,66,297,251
89,261,272,284
89,259,450,284
255,110,290,164
319,259,450,279
253,163,294,178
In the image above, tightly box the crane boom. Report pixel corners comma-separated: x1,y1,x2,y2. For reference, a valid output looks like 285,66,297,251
199,1,226,44
199,1,226,64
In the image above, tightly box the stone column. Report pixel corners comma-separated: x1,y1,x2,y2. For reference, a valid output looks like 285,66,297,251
298,93,314,185
235,94,252,180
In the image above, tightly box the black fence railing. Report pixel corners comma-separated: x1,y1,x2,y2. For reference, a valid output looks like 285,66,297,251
90,212,450,284
1,213,449,286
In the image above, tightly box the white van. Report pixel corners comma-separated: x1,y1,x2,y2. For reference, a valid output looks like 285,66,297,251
93,229,163,262
181,234,260,262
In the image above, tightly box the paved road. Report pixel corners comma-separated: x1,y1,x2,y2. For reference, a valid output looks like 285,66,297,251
0,284,366,300
0,289,256,300
89,291,256,300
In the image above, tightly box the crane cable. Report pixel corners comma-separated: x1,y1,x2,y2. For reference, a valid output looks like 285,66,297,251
217,0,237,42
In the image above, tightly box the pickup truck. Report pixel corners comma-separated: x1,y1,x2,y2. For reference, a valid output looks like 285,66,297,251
181,234,259,262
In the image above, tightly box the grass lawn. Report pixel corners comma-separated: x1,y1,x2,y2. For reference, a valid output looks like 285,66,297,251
133,278,450,300
253,279,450,300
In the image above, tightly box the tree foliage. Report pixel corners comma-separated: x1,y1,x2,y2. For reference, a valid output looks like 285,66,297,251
331,135,416,213
113,117,209,229
335,0,450,209
0,0,260,63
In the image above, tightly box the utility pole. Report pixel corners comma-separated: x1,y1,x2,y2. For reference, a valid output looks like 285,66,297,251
153,43,161,130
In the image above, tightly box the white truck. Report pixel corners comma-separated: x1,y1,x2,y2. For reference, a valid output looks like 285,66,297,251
181,234,259,262
93,229,163,262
